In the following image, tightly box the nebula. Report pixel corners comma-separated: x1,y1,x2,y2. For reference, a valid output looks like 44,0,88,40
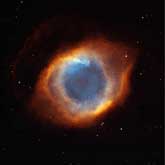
12,17,138,128
29,38,137,128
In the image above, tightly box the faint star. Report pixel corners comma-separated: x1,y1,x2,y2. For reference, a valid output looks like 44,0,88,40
29,86,32,89
1,147,7,151
64,133,68,137
139,72,143,76
136,40,140,44
100,122,104,126
10,107,14,111
145,13,149,17
124,54,128,58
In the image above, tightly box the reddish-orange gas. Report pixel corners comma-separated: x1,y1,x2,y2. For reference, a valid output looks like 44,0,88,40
29,37,137,128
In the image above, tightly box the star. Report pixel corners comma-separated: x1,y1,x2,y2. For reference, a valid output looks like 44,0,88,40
18,80,21,84
120,127,123,131
139,72,143,76
100,122,104,126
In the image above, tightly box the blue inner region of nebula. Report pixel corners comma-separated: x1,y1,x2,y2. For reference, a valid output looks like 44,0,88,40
62,58,106,103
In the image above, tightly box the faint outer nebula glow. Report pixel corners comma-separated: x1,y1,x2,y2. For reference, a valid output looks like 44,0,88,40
12,17,138,128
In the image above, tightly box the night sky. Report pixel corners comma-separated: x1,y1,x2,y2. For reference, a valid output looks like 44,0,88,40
1,0,163,164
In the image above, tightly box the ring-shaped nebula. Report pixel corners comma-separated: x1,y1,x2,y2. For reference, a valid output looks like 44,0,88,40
13,16,138,128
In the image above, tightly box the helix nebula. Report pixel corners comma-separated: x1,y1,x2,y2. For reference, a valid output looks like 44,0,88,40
13,17,138,128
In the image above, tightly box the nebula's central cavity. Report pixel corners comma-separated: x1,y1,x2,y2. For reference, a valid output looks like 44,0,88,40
62,57,107,103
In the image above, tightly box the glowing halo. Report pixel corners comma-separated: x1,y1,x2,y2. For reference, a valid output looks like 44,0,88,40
29,38,138,128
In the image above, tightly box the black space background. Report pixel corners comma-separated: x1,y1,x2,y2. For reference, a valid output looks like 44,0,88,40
0,0,164,164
